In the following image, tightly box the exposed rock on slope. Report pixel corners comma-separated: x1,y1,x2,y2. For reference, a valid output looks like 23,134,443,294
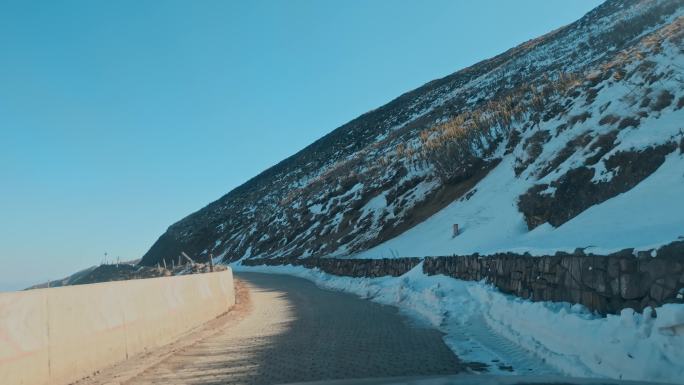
518,143,678,229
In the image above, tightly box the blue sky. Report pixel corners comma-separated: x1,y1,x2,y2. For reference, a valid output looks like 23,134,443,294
0,0,603,290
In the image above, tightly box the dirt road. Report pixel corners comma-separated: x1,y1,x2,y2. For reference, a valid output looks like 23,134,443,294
77,272,472,385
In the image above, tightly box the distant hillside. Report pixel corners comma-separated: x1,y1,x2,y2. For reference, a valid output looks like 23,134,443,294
141,0,684,266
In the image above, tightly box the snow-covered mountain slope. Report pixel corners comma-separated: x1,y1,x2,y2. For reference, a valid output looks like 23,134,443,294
357,40,684,258
141,0,684,266
357,152,684,259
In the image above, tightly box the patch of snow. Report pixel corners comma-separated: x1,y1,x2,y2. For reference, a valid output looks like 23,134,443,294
359,193,389,225
240,246,253,260
309,203,326,215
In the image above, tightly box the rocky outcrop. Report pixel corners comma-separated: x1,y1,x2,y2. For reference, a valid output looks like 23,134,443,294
518,142,677,229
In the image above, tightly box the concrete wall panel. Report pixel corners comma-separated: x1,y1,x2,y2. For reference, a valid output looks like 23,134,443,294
0,269,234,385
0,290,49,385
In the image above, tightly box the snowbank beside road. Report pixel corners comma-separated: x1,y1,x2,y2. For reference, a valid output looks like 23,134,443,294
470,285,684,381
232,262,684,384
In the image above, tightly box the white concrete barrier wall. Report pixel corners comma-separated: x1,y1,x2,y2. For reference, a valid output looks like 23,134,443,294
0,269,235,385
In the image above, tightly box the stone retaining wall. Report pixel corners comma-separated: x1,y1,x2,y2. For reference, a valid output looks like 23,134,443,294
243,242,684,314
423,250,684,314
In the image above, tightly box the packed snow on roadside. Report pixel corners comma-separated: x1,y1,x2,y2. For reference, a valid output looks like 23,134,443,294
232,262,684,384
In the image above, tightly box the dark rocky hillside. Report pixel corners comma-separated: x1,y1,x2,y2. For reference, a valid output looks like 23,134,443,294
141,0,684,267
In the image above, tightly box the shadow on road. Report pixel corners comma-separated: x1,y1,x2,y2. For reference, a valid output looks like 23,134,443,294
125,272,481,385
230,272,472,384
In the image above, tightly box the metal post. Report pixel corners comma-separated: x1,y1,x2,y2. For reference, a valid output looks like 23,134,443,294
181,251,195,266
